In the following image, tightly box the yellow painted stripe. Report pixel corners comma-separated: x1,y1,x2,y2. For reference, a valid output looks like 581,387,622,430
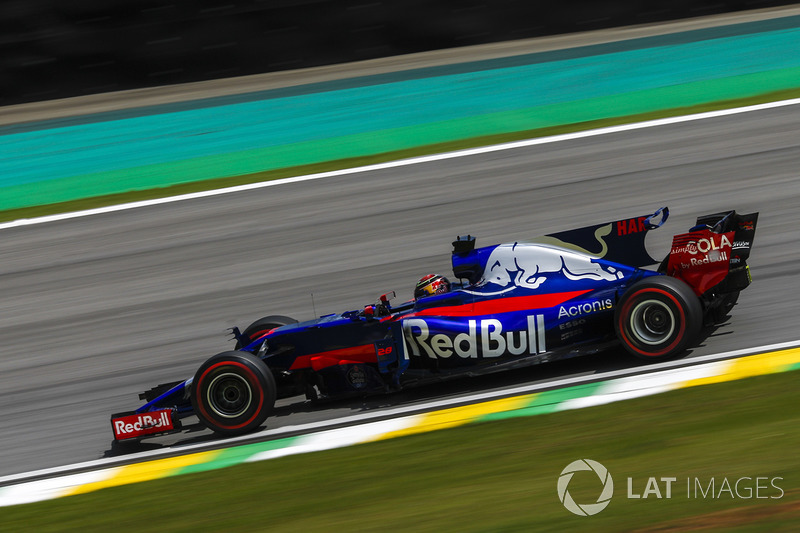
66,450,221,497
371,394,535,442
681,348,800,389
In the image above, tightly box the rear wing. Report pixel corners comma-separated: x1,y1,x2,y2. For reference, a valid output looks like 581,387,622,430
694,210,758,264
666,210,759,296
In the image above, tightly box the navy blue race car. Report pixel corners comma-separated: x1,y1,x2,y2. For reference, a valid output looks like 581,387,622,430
111,207,758,442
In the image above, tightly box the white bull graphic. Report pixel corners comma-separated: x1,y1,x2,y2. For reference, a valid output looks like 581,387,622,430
481,242,623,290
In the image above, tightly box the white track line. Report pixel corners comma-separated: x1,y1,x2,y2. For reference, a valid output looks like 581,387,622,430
3,97,800,231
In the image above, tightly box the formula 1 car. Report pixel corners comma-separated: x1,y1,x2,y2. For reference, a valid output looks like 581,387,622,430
111,207,758,442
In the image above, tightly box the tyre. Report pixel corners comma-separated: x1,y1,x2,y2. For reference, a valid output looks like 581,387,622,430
191,351,276,436
615,276,702,360
235,315,298,350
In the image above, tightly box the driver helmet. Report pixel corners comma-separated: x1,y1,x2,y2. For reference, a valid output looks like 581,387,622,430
414,274,451,299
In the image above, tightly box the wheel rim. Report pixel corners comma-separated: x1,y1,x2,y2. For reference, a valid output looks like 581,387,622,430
629,299,676,345
206,372,253,419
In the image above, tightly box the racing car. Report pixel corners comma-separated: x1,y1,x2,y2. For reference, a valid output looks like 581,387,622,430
111,207,758,442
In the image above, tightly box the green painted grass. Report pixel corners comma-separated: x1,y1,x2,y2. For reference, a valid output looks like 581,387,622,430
1,370,799,532
3,87,800,225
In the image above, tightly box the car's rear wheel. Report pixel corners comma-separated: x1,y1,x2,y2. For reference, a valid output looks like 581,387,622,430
615,276,702,360
191,351,276,436
235,315,298,349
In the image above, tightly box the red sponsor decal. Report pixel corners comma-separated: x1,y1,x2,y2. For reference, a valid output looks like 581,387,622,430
739,221,754,231
667,230,734,295
112,409,177,440
617,217,647,236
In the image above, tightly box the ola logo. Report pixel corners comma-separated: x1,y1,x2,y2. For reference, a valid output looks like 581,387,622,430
557,459,614,516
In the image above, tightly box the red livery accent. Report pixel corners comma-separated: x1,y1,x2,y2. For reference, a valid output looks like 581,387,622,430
311,357,366,371
407,290,591,318
311,356,339,371
617,216,647,235
667,230,734,295
251,327,279,342
111,409,178,441
290,344,378,370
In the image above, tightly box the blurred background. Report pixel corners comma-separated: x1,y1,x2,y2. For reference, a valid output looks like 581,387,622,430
2,0,796,106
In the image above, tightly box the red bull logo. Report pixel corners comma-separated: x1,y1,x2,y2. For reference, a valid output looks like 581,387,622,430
403,315,546,359
112,410,175,440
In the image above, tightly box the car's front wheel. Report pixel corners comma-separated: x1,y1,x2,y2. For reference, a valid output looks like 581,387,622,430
191,351,276,436
615,276,702,360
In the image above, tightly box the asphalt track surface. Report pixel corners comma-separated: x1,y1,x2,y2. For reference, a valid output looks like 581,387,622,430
2,105,800,479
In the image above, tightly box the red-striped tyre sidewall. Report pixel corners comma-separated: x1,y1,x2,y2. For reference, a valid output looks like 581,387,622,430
615,277,702,360
191,352,276,435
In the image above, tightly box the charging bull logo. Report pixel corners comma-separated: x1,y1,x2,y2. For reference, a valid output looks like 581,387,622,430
480,243,624,291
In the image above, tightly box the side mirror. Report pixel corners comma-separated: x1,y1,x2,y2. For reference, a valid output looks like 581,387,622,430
452,235,476,255
379,291,396,304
